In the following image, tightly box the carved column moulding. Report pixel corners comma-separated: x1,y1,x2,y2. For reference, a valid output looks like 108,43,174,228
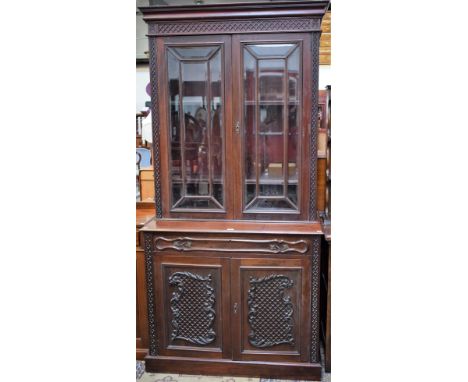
169,271,216,345
149,39,163,218
310,236,321,362
148,17,321,36
144,232,158,355
248,274,295,348
154,236,309,254
309,32,320,220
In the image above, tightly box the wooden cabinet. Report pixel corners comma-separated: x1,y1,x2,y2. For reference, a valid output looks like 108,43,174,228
139,1,329,380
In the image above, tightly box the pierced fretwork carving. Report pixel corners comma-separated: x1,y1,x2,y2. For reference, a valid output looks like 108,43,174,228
148,17,321,36
144,232,158,355
310,236,321,362
169,272,216,345
149,39,162,218
248,274,294,348
309,32,320,220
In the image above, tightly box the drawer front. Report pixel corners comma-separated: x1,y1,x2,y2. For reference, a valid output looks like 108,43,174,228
153,234,311,255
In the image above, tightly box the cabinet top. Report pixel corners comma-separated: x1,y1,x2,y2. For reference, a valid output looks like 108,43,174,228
139,1,330,22
141,219,323,235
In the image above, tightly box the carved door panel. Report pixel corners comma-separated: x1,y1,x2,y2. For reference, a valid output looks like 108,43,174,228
231,257,311,363
154,255,231,359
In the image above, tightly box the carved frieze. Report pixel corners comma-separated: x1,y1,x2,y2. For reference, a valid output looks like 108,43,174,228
247,274,295,348
155,236,308,254
148,17,321,36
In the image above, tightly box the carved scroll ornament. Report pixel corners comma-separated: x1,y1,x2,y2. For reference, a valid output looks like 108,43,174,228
155,236,308,254
169,271,216,345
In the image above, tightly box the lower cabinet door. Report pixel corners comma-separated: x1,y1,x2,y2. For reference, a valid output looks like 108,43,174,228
154,255,231,359
231,257,312,363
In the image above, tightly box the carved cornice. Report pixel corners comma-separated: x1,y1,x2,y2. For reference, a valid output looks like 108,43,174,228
148,17,321,36
154,236,309,254
140,1,330,22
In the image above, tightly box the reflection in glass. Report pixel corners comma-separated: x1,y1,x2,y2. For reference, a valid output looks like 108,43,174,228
167,46,224,210
243,43,301,212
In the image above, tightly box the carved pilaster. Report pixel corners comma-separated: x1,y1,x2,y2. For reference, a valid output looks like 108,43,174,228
309,32,320,220
149,39,162,218
144,232,158,355
310,236,321,362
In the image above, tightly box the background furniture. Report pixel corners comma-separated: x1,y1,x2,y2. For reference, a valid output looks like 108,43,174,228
136,209,155,360
140,1,329,380
317,89,330,214
136,147,152,168
139,167,155,202
136,111,150,147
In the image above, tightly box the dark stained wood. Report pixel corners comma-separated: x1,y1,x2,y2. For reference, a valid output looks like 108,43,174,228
153,255,231,359
140,1,330,23
158,35,234,220
139,0,329,377
145,356,321,381
232,33,313,221
141,219,322,235
231,257,311,363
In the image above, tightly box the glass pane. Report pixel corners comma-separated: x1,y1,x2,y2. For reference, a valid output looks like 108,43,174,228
260,105,283,133
210,50,223,205
167,45,224,211
248,44,295,57
259,59,284,102
177,199,220,209
249,199,294,210
260,134,284,184
288,47,300,103
168,51,182,194
182,61,208,197
287,47,300,206
172,46,217,59
243,42,301,213
244,49,257,206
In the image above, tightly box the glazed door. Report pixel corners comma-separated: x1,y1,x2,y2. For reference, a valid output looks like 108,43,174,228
154,255,231,359
158,35,234,219
230,257,312,363
232,34,312,220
